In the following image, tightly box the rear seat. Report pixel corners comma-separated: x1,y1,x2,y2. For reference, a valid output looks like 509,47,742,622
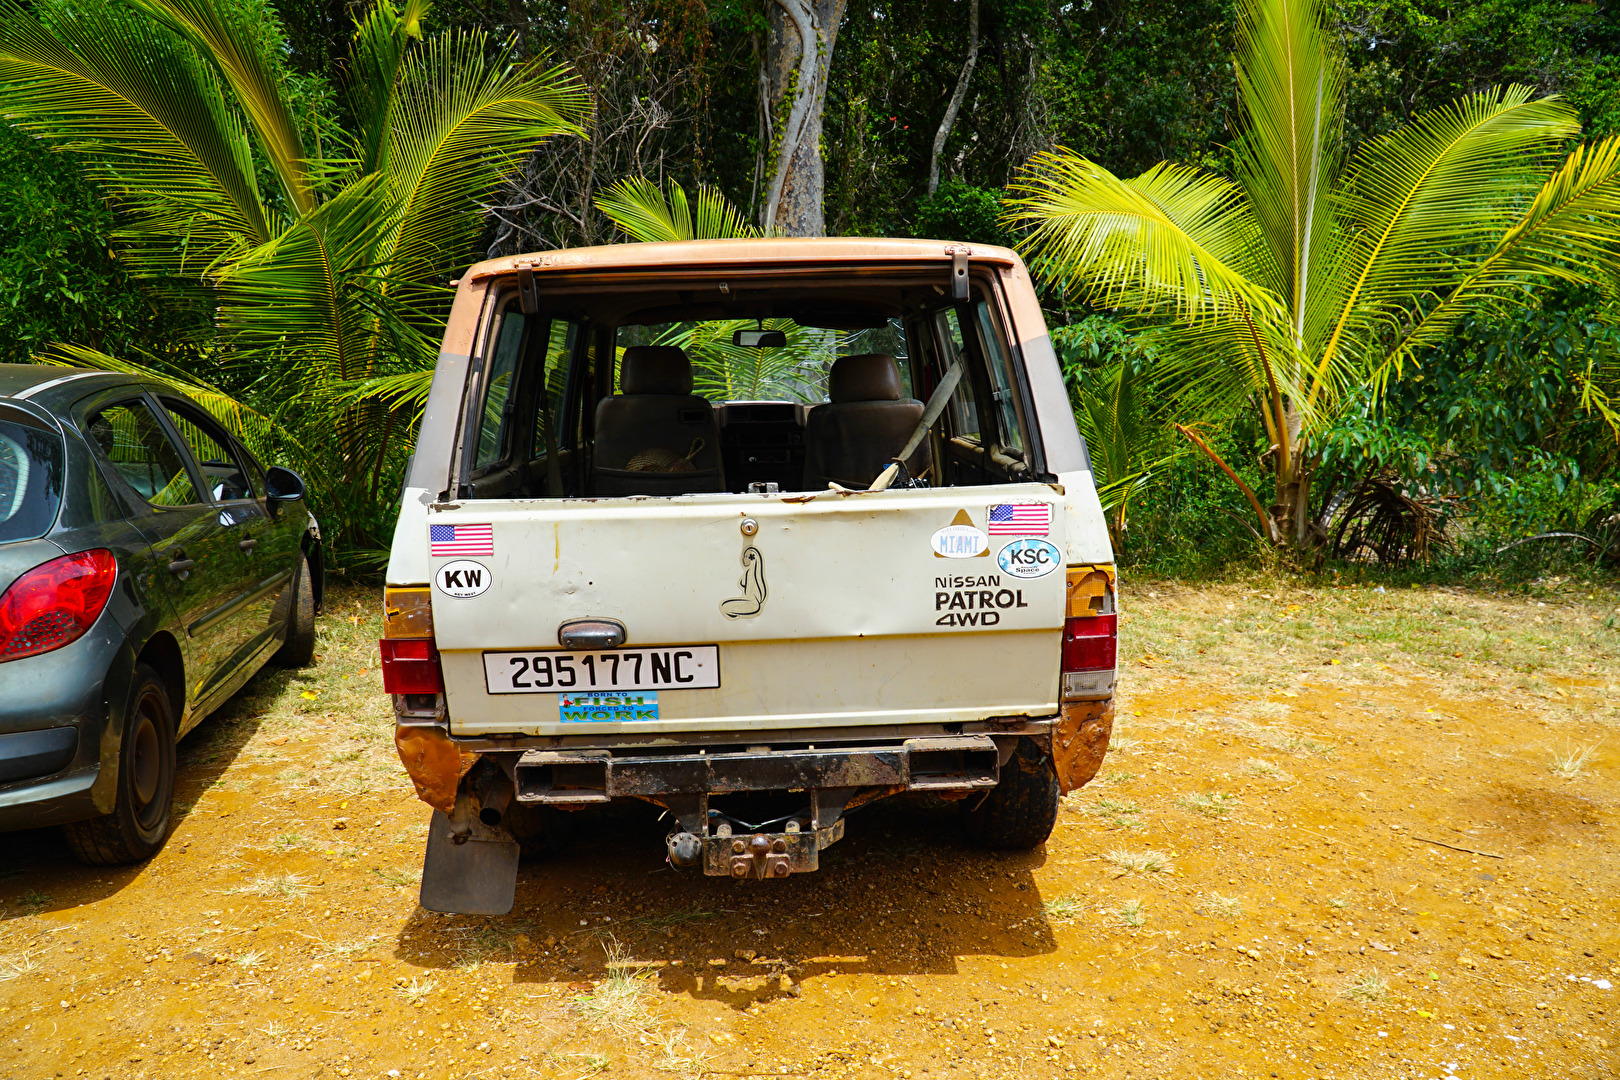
803,353,932,489
592,345,725,495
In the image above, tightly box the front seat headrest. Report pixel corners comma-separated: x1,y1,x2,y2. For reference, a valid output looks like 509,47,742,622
829,353,903,403
621,346,692,395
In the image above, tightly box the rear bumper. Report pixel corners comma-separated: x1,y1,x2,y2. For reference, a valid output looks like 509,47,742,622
508,735,1001,804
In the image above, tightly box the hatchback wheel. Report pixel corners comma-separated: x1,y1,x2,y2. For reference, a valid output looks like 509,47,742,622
63,663,176,865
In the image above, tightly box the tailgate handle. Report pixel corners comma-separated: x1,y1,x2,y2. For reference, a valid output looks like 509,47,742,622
558,618,627,650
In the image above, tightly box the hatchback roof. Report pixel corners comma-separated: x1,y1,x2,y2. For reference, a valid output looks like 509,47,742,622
0,364,128,404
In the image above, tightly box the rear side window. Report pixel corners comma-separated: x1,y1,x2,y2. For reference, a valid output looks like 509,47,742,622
86,400,201,507
0,408,64,543
161,403,253,501
475,309,527,470
976,302,1025,454
938,308,981,442
533,318,580,458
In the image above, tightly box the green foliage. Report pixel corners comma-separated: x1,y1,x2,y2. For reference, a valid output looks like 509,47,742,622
0,124,204,364
912,182,1010,245
1009,0,1620,549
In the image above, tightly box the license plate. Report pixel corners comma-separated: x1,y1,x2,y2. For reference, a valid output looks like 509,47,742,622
482,646,721,694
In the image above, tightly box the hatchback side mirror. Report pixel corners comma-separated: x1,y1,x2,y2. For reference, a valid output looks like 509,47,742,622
265,466,307,502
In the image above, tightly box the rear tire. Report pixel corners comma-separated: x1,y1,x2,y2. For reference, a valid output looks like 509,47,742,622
271,553,316,668
962,737,1060,850
64,664,176,865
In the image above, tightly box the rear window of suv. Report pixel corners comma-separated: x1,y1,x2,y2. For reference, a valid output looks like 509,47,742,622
0,406,65,543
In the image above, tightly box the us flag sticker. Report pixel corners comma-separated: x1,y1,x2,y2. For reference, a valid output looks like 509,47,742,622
429,522,494,557
986,503,1050,536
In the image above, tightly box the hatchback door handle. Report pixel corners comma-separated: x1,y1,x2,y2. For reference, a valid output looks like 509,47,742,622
167,557,196,575
238,537,257,552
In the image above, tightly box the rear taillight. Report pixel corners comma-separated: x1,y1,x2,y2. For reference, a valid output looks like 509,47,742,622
1062,564,1117,701
1062,613,1118,672
0,549,118,662
380,636,444,694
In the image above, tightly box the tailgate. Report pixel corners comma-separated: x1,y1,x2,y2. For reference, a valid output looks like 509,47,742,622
427,484,1067,736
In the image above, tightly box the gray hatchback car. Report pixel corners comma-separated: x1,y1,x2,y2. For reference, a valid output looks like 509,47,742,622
0,365,322,863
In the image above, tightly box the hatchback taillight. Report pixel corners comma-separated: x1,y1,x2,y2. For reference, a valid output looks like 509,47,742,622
380,637,444,694
0,549,118,662
1062,613,1118,672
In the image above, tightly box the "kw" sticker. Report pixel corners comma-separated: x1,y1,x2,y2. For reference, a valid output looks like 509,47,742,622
436,560,491,598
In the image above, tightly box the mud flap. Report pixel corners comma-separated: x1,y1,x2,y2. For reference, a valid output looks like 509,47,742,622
420,810,520,915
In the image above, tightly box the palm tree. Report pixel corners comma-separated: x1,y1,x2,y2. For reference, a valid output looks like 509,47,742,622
1006,0,1620,548
595,176,834,401
0,0,587,551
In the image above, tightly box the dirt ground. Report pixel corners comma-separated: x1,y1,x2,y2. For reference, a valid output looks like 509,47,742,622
2,577,1616,1080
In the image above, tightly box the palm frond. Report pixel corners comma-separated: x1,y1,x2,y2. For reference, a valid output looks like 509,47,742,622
214,174,410,383
1229,0,1343,323
0,0,272,266
381,32,588,294
345,0,427,175
655,320,828,400
1006,151,1282,321
596,176,760,242
1378,134,1620,385
1312,87,1580,400
39,342,300,465
126,0,313,215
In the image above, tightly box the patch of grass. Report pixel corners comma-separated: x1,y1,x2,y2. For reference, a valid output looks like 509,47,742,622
1103,771,1138,785
1107,728,1139,753
234,950,266,968
371,866,418,887
628,905,719,931
1199,893,1244,919
398,976,436,1005
17,891,51,909
268,833,308,852
1178,792,1239,818
1103,849,1172,874
322,936,379,957
1043,896,1085,921
1328,894,1351,910
256,1021,289,1040
648,1028,707,1074
1083,796,1145,830
1117,900,1145,928
1341,972,1387,1001
230,873,313,899
1548,740,1600,779
1246,758,1290,779
0,952,39,981
571,937,652,1035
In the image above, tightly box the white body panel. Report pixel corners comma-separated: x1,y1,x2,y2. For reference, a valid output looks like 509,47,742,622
421,485,1069,736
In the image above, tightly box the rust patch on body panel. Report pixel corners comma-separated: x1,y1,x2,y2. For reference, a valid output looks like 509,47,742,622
1052,699,1113,794
395,725,478,812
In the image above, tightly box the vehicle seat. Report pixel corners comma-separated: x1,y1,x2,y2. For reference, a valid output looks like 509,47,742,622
802,353,932,489
592,345,724,495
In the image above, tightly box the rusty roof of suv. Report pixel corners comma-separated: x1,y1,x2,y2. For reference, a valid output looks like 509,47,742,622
462,237,1024,282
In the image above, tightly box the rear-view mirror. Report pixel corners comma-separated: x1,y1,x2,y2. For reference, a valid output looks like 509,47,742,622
733,328,787,348
265,465,307,502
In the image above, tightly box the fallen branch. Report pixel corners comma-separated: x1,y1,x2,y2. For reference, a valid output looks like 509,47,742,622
1493,532,1601,555
1175,423,1278,543
1411,835,1504,859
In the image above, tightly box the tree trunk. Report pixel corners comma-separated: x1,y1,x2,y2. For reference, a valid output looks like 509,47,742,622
761,0,847,236
927,0,980,197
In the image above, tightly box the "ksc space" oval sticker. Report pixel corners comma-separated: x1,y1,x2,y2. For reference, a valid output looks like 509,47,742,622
997,537,1061,578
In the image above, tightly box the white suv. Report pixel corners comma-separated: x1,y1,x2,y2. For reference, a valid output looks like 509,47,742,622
380,238,1117,914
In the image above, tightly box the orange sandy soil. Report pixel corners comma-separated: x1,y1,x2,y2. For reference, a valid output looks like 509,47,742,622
2,579,1616,1080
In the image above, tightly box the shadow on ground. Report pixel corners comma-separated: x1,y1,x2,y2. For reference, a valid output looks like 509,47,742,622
390,796,1064,1009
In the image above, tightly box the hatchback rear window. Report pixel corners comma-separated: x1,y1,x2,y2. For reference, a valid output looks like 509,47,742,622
0,407,65,543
